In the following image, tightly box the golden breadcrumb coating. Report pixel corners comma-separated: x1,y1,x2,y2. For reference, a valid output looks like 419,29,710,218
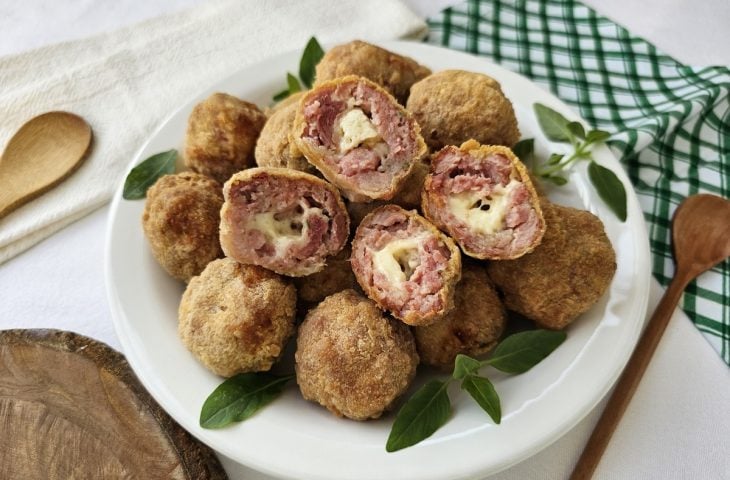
255,92,315,174
293,246,359,309
414,263,506,369
185,92,266,184
314,40,431,104
142,172,223,282
295,290,418,420
487,200,616,329
179,258,296,377
406,70,520,150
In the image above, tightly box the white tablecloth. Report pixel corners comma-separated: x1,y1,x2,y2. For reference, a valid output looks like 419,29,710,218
1,1,728,479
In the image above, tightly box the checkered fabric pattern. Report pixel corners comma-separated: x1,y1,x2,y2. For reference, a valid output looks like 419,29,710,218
426,0,730,365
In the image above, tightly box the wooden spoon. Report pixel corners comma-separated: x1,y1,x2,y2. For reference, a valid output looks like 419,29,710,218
571,193,730,480
0,111,92,219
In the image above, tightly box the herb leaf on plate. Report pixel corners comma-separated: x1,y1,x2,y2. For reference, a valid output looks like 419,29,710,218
588,162,628,221
512,138,535,168
530,103,626,222
461,375,501,424
122,149,177,200
453,354,482,380
386,380,451,452
200,373,294,429
534,103,574,142
298,36,325,89
485,330,567,374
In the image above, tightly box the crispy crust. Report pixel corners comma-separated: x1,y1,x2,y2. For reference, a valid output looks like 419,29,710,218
142,172,224,282
255,92,316,174
422,140,546,260
314,40,431,104
413,263,506,369
178,258,296,377
291,75,427,202
219,167,350,276
293,245,360,310
406,70,520,150
295,289,418,420
184,92,266,184
487,199,617,330
351,205,462,326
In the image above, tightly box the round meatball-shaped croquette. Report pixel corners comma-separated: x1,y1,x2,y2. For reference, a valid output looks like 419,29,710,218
255,92,315,174
487,201,617,330
314,40,431,104
292,76,427,202
423,141,545,260
179,258,296,377
219,168,350,277
142,172,223,282
185,92,266,184
295,290,418,420
351,205,462,326
406,70,520,150
414,263,506,369
293,246,359,309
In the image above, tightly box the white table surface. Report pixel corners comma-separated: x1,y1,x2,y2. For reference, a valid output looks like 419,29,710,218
1,1,729,479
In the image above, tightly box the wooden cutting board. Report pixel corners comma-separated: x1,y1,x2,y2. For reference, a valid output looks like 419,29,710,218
0,329,227,480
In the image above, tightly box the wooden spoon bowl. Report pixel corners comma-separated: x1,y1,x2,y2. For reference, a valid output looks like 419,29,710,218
0,112,92,219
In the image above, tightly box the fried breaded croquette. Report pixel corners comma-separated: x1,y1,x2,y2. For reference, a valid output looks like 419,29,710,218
406,70,520,150
414,263,506,369
487,200,616,330
219,167,350,277
314,40,431,104
351,205,461,326
293,246,359,309
185,92,266,184
142,172,223,282
422,141,545,260
255,92,316,174
295,289,418,420
179,258,296,377
292,76,427,202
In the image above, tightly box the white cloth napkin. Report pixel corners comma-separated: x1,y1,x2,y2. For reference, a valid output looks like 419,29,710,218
0,0,427,264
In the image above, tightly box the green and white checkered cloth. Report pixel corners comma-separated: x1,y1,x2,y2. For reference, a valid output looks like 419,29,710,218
426,0,730,365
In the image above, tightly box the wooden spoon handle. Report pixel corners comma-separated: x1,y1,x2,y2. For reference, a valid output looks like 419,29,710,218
570,272,691,480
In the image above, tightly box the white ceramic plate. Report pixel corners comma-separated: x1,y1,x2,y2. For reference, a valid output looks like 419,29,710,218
106,41,651,480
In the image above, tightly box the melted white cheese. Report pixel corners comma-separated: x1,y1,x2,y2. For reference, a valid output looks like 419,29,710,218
447,179,520,234
248,207,321,252
338,108,380,152
372,236,425,284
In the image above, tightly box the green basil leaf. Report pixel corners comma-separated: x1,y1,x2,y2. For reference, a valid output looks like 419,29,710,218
272,88,291,102
511,138,534,167
453,354,482,380
567,121,586,140
547,153,564,165
287,72,302,94
200,373,293,429
586,129,611,144
588,161,628,222
461,375,501,424
534,103,573,142
299,36,324,89
486,330,567,374
386,380,451,452
544,174,568,186
122,149,177,200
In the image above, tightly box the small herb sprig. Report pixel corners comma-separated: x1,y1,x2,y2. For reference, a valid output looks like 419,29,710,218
524,103,627,221
199,372,294,428
385,329,566,452
272,37,325,101
122,149,177,199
